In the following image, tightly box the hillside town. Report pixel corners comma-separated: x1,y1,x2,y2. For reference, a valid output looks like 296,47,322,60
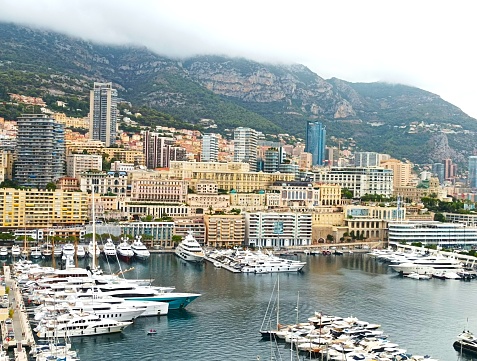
1,82,477,251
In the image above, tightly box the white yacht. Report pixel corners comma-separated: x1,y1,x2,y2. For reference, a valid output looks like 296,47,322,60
0,247,8,258
11,244,21,258
53,246,63,258
41,244,53,258
36,312,132,338
87,240,100,258
102,239,117,258
131,236,150,260
30,246,42,259
390,254,464,275
76,244,86,258
175,231,205,262
117,239,134,262
62,243,75,258
241,257,307,273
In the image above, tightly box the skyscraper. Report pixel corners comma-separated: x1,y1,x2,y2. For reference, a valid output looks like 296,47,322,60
15,114,65,189
202,133,219,162
89,82,117,147
143,131,175,169
305,121,326,166
469,156,477,188
432,162,445,184
233,127,258,171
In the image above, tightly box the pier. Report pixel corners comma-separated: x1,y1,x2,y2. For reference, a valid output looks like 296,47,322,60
1,265,35,354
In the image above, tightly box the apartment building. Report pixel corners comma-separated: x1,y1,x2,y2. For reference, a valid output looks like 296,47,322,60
204,214,246,248
66,154,102,178
245,212,312,248
0,188,88,229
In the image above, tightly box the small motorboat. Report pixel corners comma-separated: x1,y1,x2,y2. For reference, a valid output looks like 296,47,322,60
147,329,157,335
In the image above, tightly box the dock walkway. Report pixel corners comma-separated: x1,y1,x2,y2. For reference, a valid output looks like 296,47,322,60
2,265,35,351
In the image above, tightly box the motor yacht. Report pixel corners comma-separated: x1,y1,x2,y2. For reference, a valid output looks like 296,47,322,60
175,231,205,262
116,239,134,262
76,245,86,258
36,312,133,338
62,243,75,258
0,247,8,258
11,244,21,258
30,246,42,259
87,240,100,259
390,254,464,275
102,238,117,258
131,236,150,260
41,244,53,258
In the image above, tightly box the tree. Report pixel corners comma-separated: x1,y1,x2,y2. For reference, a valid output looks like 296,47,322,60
326,234,334,243
46,182,57,191
341,188,353,199
434,213,446,222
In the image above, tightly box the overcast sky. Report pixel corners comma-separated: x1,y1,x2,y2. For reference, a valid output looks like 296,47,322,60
1,0,476,118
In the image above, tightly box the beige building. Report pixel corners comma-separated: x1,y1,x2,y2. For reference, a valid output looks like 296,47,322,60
66,154,103,178
381,158,413,188
130,178,188,203
102,149,145,166
394,177,440,202
66,139,105,155
229,192,268,212
53,113,89,129
0,188,88,229
315,183,342,206
171,161,295,193
173,216,206,245
204,214,245,248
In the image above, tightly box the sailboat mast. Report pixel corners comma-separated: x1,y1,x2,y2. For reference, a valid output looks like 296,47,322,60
276,275,279,330
92,187,96,270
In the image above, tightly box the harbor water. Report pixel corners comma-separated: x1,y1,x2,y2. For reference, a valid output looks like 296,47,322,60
12,253,477,360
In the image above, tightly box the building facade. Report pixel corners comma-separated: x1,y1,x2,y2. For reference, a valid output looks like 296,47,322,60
66,154,102,178
245,212,312,248
16,114,65,189
305,121,326,166
469,156,477,188
233,127,258,171
89,82,117,147
204,214,246,248
201,133,219,162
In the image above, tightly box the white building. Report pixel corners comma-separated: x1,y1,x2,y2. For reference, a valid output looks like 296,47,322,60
313,167,393,198
79,171,128,195
233,127,258,171
245,212,312,248
388,221,477,246
66,154,102,178
201,133,219,162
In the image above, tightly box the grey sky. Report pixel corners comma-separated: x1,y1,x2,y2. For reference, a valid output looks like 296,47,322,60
1,0,476,118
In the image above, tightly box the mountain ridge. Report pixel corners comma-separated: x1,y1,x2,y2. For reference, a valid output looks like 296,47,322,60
1,22,476,165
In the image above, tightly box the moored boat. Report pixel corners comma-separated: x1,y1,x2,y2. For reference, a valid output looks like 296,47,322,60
117,239,134,262
174,231,205,262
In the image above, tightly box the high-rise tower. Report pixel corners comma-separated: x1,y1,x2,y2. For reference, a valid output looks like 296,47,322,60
89,82,117,147
305,121,326,166
15,114,65,189
469,156,477,188
202,133,219,162
233,127,258,171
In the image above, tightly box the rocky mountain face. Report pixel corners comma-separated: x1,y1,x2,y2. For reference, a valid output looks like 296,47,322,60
1,22,477,165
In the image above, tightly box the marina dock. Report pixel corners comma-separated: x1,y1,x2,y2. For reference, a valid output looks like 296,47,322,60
1,265,35,352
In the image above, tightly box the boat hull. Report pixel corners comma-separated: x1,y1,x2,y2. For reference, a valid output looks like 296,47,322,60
125,294,201,310
37,323,130,338
174,248,204,262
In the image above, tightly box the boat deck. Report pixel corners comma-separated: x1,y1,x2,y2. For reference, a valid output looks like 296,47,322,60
204,255,241,273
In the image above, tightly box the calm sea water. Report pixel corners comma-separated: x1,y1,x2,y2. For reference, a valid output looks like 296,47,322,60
15,253,477,360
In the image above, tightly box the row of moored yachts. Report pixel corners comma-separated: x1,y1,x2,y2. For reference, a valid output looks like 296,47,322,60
11,257,201,344
207,248,307,273
261,312,438,361
369,248,477,280
1,236,151,262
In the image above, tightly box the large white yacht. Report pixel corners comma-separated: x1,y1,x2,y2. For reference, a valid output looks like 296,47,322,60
87,240,101,258
175,231,205,262
131,236,150,260
36,312,132,338
117,239,134,262
102,238,117,258
76,244,86,258
62,243,75,258
241,257,307,273
390,254,464,275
